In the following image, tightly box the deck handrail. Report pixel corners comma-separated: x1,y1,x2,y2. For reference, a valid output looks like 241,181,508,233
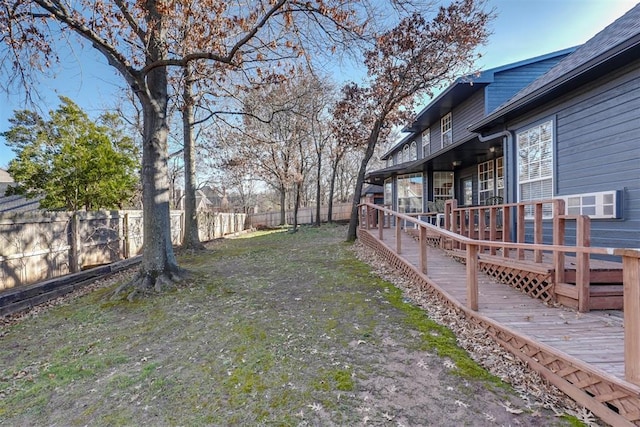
358,201,640,386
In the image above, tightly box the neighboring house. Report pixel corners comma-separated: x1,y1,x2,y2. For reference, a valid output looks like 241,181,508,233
0,168,12,197
469,4,640,249
366,47,577,214
0,168,41,213
174,186,230,212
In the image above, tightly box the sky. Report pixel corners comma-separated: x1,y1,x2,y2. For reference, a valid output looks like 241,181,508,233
0,0,638,169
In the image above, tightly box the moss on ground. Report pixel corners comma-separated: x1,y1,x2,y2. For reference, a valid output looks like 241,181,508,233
0,224,578,426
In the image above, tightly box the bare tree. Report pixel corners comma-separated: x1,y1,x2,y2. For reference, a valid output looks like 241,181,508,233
1,1,367,298
333,1,492,241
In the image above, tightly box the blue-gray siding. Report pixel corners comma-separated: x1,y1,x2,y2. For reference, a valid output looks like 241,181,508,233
507,58,640,249
485,56,573,113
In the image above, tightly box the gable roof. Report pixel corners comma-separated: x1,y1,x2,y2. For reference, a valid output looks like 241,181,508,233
470,3,640,133
381,47,577,159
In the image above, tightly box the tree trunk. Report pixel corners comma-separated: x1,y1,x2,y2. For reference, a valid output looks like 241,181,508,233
314,152,322,227
292,181,301,232
181,65,204,250
327,154,341,223
346,121,382,241
279,185,286,226
113,12,184,299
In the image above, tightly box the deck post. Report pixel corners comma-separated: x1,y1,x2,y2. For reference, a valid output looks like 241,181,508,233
534,202,543,263
576,215,591,313
489,207,497,255
617,249,640,385
517,204,525,260
553,200,566,286
478,207,486,253
502,206,511,259
466,242,479,311
378,209,384,240
419,225,427,274
395,215,402,254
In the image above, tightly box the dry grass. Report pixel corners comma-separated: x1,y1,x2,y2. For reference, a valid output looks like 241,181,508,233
0,225,586,426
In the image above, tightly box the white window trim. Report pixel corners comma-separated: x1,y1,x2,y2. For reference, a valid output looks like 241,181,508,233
516,118,555,218
422,128,430,158
441,113,452,148
409,141,417,161
477,160,495,205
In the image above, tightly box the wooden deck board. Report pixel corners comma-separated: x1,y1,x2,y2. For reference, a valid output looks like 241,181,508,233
360,227,639,424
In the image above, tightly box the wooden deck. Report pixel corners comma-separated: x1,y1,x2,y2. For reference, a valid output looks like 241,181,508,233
358,226,640,426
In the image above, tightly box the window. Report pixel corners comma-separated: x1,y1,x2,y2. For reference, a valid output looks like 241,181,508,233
397,173,423,213
517,119,554,217
396,150,402,165
403,145,410,163
496,157,504,200
422,129,430,158
441,113,452,148
409,141,417,161
477,160,494,205
384,178,393,206
433,171,454,202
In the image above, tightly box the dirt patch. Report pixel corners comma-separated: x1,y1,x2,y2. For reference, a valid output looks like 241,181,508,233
0,225,595,425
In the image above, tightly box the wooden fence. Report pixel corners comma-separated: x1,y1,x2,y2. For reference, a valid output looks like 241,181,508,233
0,210,247,291
249,203,352,228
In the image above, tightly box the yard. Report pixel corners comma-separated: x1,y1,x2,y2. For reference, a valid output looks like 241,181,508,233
0,225,588,425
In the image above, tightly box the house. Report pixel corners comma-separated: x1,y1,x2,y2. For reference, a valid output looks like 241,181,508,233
469,3,640,249
366,47,577,215
0,168,41,213
367,3,640,249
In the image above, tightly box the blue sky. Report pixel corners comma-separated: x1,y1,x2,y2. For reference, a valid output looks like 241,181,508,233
0,0,638,168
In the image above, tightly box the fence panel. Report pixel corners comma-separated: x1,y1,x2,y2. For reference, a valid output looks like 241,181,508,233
249,203,352,228
0,209,247,291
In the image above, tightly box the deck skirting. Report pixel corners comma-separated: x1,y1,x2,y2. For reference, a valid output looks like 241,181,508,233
358,228,640,426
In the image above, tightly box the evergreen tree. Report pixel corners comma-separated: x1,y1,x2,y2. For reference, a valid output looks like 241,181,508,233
3,97,139,211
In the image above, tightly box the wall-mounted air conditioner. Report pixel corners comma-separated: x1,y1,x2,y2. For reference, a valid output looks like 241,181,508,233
558,190,623,219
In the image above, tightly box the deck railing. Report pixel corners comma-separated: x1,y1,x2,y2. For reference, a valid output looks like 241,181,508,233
358,201,640,386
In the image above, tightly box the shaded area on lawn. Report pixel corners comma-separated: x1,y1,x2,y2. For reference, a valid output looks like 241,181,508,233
0,225,579,426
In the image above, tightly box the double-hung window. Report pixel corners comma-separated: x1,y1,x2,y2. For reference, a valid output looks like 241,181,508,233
517,119,554,217
422,129,431,158
477,160,494,205
441,113,452,148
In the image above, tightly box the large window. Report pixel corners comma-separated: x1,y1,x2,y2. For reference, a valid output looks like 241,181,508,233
517,119,554,216
422,129,430,158
478,160,494,205
397,173,423,213
433,171,454,202
441,113,452,148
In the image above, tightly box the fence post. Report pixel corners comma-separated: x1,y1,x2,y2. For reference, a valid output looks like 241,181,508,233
123,212,130,259
69,212,80,273
466,242,478,311
616,249,640,385
576,215,591,313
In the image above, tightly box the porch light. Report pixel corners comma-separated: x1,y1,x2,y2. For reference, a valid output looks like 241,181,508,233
452,160,462,167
